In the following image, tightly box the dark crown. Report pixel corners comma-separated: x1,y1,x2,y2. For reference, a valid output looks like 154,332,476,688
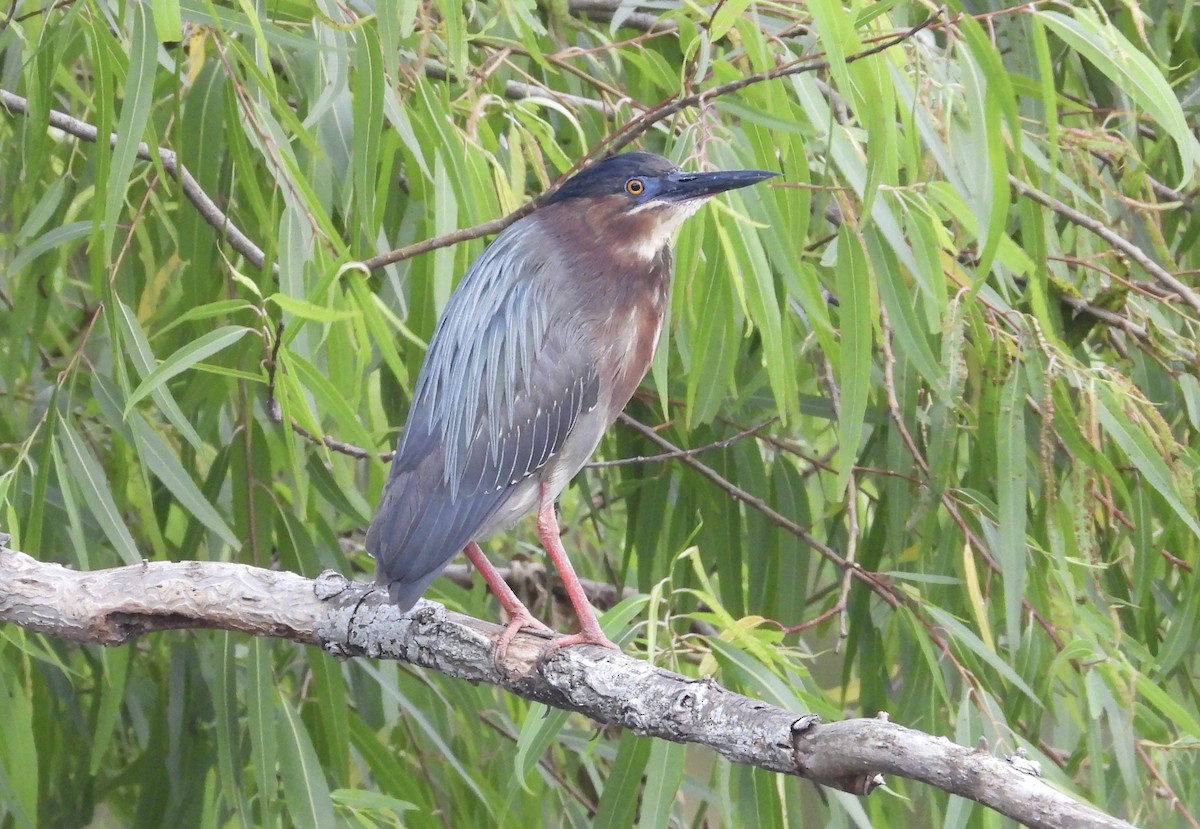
545,152,678,205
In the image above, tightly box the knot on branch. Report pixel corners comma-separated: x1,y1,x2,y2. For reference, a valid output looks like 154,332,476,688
790,715,885,795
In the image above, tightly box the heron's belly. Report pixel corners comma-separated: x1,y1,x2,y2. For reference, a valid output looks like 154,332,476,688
472,407,609,539
473,476,541,538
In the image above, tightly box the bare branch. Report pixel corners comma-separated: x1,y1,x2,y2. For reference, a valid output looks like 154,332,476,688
586,417,777,468
0,543,1136,829
360,214,520,271
615,413,896,599
600,9,944,155
289,418,392,461
0,88,269,270
423,60,633,119
1009,175,1200,320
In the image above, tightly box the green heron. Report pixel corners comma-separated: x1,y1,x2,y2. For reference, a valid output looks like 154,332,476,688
368,151,776,656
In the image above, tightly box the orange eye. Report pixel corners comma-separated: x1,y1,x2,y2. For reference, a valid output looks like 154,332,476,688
625,178,645,196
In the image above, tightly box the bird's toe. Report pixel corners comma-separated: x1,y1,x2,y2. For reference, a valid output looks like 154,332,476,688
538,629,621,661
490,609,554,669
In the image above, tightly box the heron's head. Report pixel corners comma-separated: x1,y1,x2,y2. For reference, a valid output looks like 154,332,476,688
544,152,777,261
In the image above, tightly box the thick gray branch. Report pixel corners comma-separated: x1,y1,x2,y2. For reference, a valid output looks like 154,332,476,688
0,544,1136,829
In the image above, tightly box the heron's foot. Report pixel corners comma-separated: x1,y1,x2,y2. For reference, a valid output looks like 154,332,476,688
539,629,620,661
491,609,553,668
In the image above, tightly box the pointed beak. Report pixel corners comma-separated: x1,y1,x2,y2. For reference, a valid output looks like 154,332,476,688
659,168,779,202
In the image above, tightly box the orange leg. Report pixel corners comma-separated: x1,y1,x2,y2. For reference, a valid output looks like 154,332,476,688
463,541,551,662
534,496,619,655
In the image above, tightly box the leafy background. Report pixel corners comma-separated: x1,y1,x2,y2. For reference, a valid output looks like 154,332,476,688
2,0,1199,826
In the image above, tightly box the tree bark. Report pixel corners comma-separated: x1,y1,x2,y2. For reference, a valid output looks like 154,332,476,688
0,543,1136,829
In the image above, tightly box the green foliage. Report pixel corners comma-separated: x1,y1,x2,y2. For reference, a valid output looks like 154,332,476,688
2,0,1199,826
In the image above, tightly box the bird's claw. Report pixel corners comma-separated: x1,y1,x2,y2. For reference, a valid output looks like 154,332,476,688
538,629,620,661
490,609,553,668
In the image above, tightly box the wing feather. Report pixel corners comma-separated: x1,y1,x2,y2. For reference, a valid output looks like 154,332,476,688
368,219,601,607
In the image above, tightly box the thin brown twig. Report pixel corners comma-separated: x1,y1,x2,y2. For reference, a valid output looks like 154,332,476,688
471,39,656,114
1045,253,1135,286
290,420,391,462
286,409,778,468
7,0,74,26
586,417,777,468
361,214,518,271
615,413,903,609
1090,488,1135,531
717,411,837,477
112,170,160,278
1016,255,1167,351
0,88,269,269
851,465,923,485
781,601,842,635
1159,547,1193,573
368,9,944,270
879,308,931,477
477,711,600,814
1134,740,1200,829
600,9,945,156
549,28,671,62
1009,175,1200,320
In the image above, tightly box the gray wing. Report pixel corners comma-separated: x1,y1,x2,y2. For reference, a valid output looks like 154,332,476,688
367,222,600,608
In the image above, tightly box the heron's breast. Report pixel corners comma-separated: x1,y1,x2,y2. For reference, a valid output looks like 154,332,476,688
597,278,668,412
